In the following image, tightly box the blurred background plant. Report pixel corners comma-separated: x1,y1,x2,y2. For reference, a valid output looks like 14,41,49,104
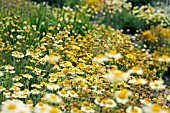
1,0,169,34
97,0,170,34
132,4,170,28
127,0,164,7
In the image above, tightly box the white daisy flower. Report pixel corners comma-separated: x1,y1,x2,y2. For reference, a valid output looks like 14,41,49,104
143,104,166,113
128,78,148,85
22,73,33,79
158,55,170,62
44,54,60,62
31,89,40,94
149,80,166,90
67,90,78,98
1,99,31,113
34,102,51,113
103,69,129,82
16,35,23,39
127,66,143,75
140,98,152,106
105,99,117,108
105,50,122,59
115,89,132,104
81,106,94,113
46,83,60,90
92,54,108,63
44,93,62,104
126,106,143,113
58,90,69,97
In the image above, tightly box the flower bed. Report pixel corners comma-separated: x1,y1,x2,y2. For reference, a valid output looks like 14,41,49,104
0,0,170,113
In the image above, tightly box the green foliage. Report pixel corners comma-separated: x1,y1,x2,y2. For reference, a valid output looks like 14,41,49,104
127,0,163,7
30,0,81,7
99,10,144,34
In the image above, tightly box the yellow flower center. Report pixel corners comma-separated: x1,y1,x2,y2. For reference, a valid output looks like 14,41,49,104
131,108,138,113
107,101,113,105
109,50,117,54
50,94,57,99
14,76,20,79
63,68,70,74
8,103,16,110
73,108,78,112
19,111,25,113
50,107,59,113
38,102,44,106
61,90,67,94
50,77,56,81
153,83,159,86
114,71,124,78
118,93,126,99
41,107,46,111
132,66,140,70
49,54,56,58
57,72,63,75
65,84,70,87
27,100,33,104
4,90,9,93
144,99,150,104
23,89,29,93
162,55,169,60
0,86,3,89
33,89,38,92
101,99,107,103
83,101,89,106
70,90,75,94
13,86,17,89
80,82,86,87
85,106,91,110
135,79,142,84
96,54,104,58
118,89,128,99
25,74,30,76
152,104,161,112
50,73,56,77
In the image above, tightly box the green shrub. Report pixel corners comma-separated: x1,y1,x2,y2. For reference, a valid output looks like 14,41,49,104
99,10,144,34
127,0,163,7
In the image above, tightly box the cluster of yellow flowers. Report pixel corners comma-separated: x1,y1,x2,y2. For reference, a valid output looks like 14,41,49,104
141,25,170,44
